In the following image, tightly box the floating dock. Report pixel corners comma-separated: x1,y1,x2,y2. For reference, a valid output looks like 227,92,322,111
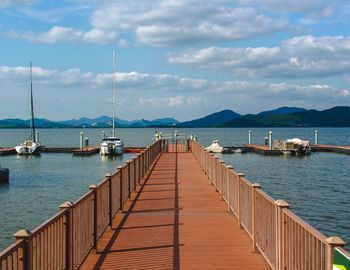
244,144,281,155
0,146,145,156
311,144,350,155
0,148,16,156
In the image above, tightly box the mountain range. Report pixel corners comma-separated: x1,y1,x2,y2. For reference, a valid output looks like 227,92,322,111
0,106,349,128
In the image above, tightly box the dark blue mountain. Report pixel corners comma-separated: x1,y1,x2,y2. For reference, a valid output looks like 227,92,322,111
178,109,241,127
258,106,307,116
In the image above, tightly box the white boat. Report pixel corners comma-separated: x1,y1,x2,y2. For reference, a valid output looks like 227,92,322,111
15,62,40,155
205,140,223,153
100,51,124,156
273,138,311,156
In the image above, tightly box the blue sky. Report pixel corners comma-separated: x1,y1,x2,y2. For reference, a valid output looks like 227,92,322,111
1,0,350,121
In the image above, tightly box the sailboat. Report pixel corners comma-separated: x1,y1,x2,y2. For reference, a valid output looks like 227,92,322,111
15,61,40,155
100,51,124,156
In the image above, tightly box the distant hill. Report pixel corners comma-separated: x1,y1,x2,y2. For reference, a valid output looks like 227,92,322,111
0,116,179,128
258,106,307,116
223,106,350,127
0,118,69,128
178,109,241,127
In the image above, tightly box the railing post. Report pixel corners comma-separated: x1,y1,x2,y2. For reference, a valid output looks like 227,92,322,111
126,160,131,198
214,157,219,190
89,184,98,250
132,157,137,189
117,166,123,211
105,173,113,226
219,160,225,197
252,183,261,253
275,199,289,270
14,229,32,270
59,201,74,270
326,237,346,270
226,165,233,212
237,173,244,229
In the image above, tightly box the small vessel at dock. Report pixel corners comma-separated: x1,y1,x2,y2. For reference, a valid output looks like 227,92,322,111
205,140,223,153
273,138,311,156
100,51,124,156
15,62,40,155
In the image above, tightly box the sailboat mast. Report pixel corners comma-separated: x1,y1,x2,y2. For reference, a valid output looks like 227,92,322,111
112,50,116,137
30,61,36,142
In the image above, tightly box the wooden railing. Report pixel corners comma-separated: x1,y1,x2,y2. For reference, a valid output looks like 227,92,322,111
190,140,348,270
0,140,162,270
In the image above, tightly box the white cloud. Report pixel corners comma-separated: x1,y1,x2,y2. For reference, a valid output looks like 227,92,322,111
169,35,350,78
0,64,349,120
8,26,120,45
91,0,288,46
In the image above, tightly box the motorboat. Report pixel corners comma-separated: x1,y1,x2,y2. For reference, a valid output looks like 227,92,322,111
273,138,311,156
100,137,124,155
205,140,223,153
15,62,40,155
100,50,124,156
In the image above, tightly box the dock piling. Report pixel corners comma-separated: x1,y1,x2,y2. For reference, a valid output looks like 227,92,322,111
268,131,273,150
315,130,319,145
80,132,84,150
248,130,251,145
35,131,39,144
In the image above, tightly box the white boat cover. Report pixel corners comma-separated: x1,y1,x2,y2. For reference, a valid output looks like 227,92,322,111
205,140,223,153
285,138,310,147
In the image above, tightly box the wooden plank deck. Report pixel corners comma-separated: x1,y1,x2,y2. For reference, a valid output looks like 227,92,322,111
80,152,270,270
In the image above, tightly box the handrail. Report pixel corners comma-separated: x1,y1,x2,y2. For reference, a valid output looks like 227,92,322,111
0,139,163,270
190,140,348,270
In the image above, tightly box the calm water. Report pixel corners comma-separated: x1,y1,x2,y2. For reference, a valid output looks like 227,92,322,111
0,128,349,251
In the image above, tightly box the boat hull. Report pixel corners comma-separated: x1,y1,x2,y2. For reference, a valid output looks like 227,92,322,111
100,144,124,156
15,142,40,155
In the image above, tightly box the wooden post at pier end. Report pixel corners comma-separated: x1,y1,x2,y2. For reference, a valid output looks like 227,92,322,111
252,183,261,253
237,173,245,229
59,201,74,270
326,236,346,270
89,184,98,250
14,229,32,270
226,165,234,212
275,199,289,270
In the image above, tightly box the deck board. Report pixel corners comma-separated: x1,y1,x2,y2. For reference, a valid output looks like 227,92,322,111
80,152,271,270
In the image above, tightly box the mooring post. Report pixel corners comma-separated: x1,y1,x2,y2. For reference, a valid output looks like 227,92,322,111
35,131,40,144
275,199,289,270
85,137,89,147
248,130,251,145
252,183,261,253
226,165,234,212
325,236,346,270
315,130,319,145
268,131,273,150
237,173,245,229
80,132,84,150
102,130,105,140
14,229,32,270
59,201,74,270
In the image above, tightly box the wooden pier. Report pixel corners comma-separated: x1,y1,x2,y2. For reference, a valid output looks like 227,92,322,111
0,140,349,270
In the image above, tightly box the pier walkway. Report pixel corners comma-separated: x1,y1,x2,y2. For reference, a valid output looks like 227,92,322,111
81,152,269,270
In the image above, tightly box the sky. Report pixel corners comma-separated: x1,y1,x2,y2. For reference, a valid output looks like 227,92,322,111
0,0,350,121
